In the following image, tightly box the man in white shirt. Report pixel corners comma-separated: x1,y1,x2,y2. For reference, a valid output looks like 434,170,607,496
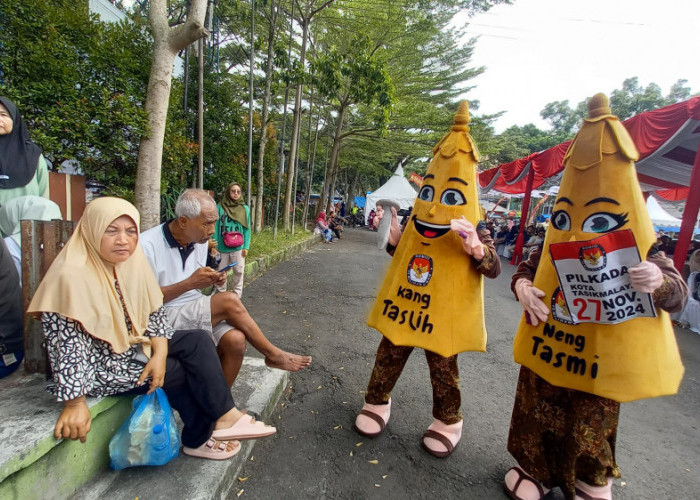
140,189,311,387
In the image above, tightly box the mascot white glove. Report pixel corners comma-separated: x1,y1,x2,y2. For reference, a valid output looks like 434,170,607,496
450,216,484,260
628,260,664,293
514,278,550,327
375,205,402,247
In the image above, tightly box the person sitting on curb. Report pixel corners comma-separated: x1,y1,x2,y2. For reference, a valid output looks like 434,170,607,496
0,195,63,285
0,238,22,378
328,211,343,240
313,211,334,243
140,189,311,387
28,197,276,460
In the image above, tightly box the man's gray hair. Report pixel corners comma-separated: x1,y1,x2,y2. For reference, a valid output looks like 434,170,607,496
175,189,215,218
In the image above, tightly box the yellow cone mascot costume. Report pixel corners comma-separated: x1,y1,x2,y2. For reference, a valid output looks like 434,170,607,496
354,102,501,458
503,94,686,500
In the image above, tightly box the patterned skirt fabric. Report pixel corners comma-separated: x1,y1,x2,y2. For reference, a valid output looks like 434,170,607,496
365,336,462,424
507,367,621,500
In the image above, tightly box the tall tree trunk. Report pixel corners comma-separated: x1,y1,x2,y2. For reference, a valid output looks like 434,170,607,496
316,104,346,218
282,15,309,231
135,0,208,229
302,99,320,230
292,87,314,233
273,2,295,239
327,164,339,214
197,38,204,189
347,172,359,213
281,0,336,229
246,0,255,205
254,0,278,232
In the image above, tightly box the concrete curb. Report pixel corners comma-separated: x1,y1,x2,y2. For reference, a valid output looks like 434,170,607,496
242,233,321,286
0,370,133,499
0,234,316,499
75,359,289,500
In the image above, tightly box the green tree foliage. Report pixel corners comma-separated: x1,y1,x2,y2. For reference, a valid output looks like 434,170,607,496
0,0,194,199
540,77,695,137
474,77,697,170
609,77,692,120
310,0,502,199
0,0,147,187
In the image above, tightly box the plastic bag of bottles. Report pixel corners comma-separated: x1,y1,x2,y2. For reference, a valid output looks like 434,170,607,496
109,388,180,469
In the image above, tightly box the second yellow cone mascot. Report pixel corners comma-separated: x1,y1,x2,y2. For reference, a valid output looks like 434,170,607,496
504,93,686,500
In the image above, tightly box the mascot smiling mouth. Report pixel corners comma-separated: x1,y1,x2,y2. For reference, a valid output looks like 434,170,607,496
412,215,451,239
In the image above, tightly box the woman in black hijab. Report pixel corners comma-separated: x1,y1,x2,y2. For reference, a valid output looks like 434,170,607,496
0,97,49,206
0,238,23,378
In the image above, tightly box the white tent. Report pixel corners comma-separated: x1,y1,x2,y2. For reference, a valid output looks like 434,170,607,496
646,195,682,227
365,166,418,223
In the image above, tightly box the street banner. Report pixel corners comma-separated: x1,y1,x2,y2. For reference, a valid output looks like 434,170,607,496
408,172,424,187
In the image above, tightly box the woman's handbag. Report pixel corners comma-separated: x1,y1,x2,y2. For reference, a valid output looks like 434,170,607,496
223,231,244,248
220,213,244,248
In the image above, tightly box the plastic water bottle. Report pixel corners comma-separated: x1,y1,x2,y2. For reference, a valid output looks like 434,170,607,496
149,419,170,465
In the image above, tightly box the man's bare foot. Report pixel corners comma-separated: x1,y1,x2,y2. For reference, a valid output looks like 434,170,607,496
265,351,312,371
214,407,244,430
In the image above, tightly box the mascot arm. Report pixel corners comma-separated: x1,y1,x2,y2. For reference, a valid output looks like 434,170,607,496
473,223,501,278
511,247,541,297
646,251,688,313
379,206,402,254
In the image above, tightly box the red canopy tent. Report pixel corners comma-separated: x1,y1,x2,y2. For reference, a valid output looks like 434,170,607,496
479,96,700,270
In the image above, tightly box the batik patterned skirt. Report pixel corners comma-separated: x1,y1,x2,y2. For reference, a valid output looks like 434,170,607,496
507,367,621,500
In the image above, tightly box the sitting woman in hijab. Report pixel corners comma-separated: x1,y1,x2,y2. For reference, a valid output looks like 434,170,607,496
0,97,50,206
0,195,62,283
28,197,276,459
0,238,23,378
314,211,334,243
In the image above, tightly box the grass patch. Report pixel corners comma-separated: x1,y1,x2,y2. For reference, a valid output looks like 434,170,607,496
247,225,315,260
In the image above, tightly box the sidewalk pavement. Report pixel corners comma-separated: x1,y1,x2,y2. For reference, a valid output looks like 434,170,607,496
227,226,700,499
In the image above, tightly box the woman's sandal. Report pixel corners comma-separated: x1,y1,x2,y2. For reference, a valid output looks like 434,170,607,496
503,466,549,500
182,438,240,460
212,414,277,440
354,399,391,437
421,419,462,458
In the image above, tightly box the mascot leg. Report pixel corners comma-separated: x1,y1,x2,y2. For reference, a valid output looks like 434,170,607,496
503,466,550,500
421,350,463,458
355,337,412,437
574,478,612,500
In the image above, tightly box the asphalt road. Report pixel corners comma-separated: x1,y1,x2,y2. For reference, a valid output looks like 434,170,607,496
233,227,699,499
